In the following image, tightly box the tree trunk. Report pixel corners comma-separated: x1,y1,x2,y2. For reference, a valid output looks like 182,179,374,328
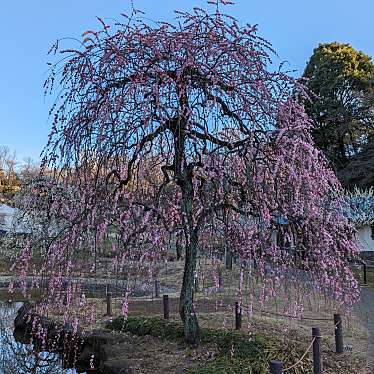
172,109,200,344
179,233,199,345
179,173,200,345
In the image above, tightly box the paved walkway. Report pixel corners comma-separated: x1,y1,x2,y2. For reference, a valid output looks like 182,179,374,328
357,288,374,373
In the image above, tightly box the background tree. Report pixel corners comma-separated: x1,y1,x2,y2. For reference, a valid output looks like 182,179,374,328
15,3,359,346
19,158,40,186
0,146,20,197
303,42,374,174
338,136,374,188
343,187,374,227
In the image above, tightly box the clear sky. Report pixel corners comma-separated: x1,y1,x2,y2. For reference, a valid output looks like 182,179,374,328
0,0,373,162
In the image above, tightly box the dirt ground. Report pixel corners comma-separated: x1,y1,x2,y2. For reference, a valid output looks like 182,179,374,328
98,331,218,374
70,293,368,373
1,258,371,373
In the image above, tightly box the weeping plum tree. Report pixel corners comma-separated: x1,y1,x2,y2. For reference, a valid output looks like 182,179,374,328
15,1,359,345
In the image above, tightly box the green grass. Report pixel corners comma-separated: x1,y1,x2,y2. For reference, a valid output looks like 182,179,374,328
107,316,312,373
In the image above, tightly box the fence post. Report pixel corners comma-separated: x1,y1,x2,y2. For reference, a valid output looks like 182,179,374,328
334,314,343,353
363,263,367,285
218,270,223,291
312,327,322,374
163,295,170,320
270,360,283,374
235,302,242,330
106,292,112,316
225,251,233,270
61,291,67,306
194,275,199,293
155,280,160,298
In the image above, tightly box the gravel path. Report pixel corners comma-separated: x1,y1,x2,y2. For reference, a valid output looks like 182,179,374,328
0,275,175,297
356,287,374,373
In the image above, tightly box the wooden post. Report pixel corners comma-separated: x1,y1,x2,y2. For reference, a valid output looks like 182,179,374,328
363,263,367,285
194,276,199,293
235,302,242,330
155,280,160,298
270,360,283,374
61,291,67,306
225,250,233,270
218,270,223,291
312,327,322,374
163,295,170,320
334,314,343,353
106,292,112,316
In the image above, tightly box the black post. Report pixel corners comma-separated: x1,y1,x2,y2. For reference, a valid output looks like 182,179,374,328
334,314,343,353
194,276,199,293
270,360,283,374
218,270,223,291
61,291,67,306
363,263,367,285
106,292,112,316
225,251,233,270
235,302,242,330
312,327,322,374
163,295,170,320
155,280,160,298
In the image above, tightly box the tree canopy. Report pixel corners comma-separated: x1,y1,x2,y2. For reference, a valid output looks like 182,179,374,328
338,136,374,189
303,42,374,174
12,3,359,346
343,187,374,228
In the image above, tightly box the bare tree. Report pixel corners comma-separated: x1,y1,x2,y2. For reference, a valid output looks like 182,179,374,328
0,146,19,195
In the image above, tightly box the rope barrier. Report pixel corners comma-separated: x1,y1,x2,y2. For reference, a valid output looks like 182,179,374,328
214,300,336,323
282,337,315,372
238,303,333,322
211,300,330,373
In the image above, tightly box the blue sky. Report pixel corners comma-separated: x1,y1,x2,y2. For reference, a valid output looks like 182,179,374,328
0,0,373,162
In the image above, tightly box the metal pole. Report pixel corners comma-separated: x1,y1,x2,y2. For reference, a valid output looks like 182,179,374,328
334,314,343,353
363,263,367,285
312,327,323,374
